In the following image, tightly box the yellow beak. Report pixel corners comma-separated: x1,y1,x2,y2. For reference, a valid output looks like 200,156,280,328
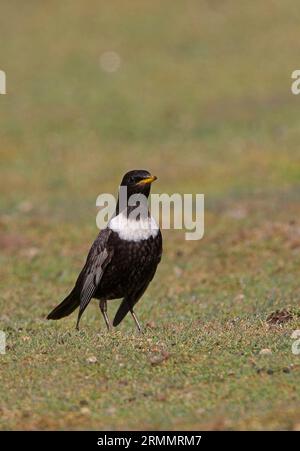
136,175,157,186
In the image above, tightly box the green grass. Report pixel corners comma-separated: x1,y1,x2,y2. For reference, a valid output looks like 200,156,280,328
0,0,300,430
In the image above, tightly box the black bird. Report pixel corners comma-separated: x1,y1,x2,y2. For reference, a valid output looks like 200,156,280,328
47,170,162,331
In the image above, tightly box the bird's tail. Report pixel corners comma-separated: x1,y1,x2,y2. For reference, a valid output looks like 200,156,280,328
47,289,80,320
113,299,130,327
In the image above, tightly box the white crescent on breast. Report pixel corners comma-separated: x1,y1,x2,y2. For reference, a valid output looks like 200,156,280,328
108,212,159,242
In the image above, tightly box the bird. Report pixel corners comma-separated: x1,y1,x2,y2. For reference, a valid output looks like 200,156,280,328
47,170,162,331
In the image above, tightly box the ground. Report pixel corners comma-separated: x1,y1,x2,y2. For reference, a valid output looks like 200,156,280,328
0,1,300,430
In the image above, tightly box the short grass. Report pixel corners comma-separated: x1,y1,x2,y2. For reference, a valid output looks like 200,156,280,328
0,0,300,430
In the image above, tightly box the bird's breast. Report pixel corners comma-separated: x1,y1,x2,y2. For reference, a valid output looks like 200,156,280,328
96,230,161,300
108,213,159,242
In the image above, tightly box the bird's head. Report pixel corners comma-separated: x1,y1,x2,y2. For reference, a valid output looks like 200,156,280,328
115,170,157,216
120,170,157,199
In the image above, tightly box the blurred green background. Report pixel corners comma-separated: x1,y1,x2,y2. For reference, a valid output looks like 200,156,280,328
0,0,299,430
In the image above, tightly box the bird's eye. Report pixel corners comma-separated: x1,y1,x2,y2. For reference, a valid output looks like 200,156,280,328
129,176,136,184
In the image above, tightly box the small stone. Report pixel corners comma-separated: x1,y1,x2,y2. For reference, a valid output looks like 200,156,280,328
150,351,170,366
80,407,91,415
291,330,300,339
234,294,245,302
86,356,97,364
259,348,272,355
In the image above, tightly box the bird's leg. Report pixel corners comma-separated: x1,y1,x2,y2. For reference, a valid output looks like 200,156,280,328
76,305,85,330
130,309,142,333
99,299,111,331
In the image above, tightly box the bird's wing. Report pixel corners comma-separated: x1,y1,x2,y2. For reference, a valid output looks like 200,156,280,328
78,228,113,311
